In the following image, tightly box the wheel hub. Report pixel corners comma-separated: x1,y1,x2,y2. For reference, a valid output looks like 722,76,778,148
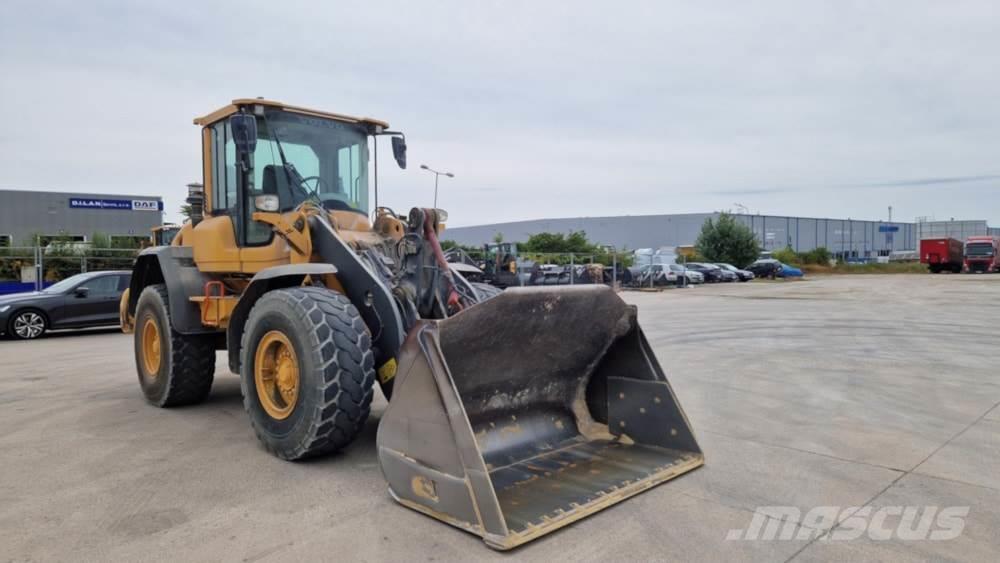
141,318,162,376
13,312,44,339
255,331,300,420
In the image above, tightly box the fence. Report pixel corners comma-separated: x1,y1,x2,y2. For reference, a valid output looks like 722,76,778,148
0,246,137,294
445,248,691,290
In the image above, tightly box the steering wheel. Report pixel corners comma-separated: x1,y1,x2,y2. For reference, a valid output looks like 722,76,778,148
299,176,329,195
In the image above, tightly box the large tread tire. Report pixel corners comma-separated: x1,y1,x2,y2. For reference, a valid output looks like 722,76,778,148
240,287,375,461
134,284,216,407
470,281,503,303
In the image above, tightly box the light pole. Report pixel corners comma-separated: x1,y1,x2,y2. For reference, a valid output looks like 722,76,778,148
420,164,454,208
733,203,750,215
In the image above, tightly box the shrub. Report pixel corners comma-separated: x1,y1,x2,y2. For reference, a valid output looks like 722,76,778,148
695,213,759,267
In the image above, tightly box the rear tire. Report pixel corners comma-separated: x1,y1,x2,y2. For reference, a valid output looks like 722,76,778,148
134,284,216,407
240,287,375,460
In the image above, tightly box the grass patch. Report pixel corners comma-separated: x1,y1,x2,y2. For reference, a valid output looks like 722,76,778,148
801,262,927,275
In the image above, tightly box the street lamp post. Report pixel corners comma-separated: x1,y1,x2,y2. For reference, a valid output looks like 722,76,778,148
420,164,455,208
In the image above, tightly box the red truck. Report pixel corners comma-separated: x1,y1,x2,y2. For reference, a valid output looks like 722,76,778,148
964,236,1000,273
920,238,964,273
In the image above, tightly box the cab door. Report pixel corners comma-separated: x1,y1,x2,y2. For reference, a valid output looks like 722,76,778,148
190,121,242,272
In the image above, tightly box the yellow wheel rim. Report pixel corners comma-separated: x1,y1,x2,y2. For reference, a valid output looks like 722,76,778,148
254,331,300,420
141,317,161,377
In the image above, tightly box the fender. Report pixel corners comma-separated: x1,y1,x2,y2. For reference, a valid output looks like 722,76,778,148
226,263,339,373
127,247,215,334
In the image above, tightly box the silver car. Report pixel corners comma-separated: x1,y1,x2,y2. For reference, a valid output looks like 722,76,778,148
668,264,704,284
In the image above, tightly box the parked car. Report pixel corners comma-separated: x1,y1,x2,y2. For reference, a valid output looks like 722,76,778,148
685,262,726,283
667,264,703,285
715,263,755,282
717,268,739,282
747,259,803,279
779,263,804,277
0,270,131,339
747,259,783,279
637,264,678,286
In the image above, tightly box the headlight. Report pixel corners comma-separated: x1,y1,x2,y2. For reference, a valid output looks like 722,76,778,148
0,305,9,313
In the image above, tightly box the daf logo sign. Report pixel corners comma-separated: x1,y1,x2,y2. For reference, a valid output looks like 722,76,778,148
131,200,160,211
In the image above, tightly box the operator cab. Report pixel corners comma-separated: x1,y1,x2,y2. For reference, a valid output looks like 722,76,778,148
189,99,406,271
195,99,405,225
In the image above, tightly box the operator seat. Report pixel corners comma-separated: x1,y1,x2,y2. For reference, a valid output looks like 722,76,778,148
261,165,294,209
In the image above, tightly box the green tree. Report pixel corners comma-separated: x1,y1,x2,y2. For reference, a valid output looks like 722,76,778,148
440,239,480,253
521,230,599,254
694,213,759,267
180,204,193,219
492,232,504,244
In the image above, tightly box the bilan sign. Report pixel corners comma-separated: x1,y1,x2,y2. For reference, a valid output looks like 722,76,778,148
69,198,163,211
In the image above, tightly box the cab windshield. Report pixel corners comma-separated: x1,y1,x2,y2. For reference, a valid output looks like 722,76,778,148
253,111,369,215
965,243,994,257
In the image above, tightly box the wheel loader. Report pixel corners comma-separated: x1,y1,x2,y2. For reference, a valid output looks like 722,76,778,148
121,98,703,550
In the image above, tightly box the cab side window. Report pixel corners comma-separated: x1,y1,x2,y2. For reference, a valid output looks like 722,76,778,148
209,120,271,246
210,121,237,214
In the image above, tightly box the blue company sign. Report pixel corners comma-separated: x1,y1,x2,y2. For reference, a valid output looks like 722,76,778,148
69,198,163,211
878,225,900,233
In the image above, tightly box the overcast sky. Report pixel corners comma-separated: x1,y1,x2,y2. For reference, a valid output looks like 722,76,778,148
2,1,998,227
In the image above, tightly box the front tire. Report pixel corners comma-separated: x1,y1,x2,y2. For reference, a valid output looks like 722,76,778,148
9,309,47,339
240,287,375,460
134,284,216,407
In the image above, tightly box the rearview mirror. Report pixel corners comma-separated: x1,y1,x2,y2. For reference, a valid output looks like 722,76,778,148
391,136,407,169
229,113,258,155
74,287,89,298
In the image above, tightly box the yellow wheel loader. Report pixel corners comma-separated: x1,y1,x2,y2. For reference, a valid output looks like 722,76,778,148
121,99,703,550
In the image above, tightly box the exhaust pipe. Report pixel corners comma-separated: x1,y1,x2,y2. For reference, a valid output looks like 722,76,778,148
377,285,703,550
186,182,204,226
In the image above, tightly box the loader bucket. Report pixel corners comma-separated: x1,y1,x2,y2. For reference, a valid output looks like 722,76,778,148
376,285,703,550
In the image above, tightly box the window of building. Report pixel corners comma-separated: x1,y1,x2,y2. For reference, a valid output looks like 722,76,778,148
39,234,85,246
0,234,11,247
110,235,147,249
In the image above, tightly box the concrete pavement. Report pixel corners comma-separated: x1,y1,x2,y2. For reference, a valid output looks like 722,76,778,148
1,274,997,561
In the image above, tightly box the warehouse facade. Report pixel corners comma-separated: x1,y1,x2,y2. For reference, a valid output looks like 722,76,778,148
0,189,164,247
444,213,918,260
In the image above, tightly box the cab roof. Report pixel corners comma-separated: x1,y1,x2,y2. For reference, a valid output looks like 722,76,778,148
193,98,389,130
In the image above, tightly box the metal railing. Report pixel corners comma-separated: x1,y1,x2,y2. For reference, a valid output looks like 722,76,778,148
0,246,137,293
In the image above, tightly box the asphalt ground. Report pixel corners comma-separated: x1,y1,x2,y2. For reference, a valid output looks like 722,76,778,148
2,274,998,562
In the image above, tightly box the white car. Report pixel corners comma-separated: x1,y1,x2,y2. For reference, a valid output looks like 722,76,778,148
637,264,678,286
668,264,703,284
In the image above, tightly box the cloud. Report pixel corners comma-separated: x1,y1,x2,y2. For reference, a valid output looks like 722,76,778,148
1,0,998,227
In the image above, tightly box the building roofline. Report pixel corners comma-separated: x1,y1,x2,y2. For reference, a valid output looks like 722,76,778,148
446,211,916,230
0,188,163,200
